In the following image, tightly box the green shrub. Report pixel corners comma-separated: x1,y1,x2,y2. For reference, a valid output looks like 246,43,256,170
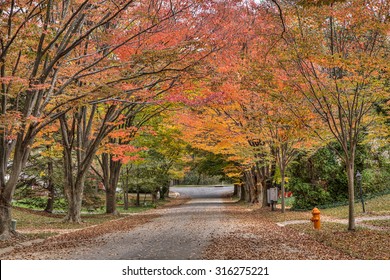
362,168,390,195
289,145,348,201
14,197,67,210
289,178,332,210
327,172,348,201
82,193,104,210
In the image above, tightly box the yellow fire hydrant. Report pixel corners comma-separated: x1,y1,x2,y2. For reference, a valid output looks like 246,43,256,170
310,207,321,230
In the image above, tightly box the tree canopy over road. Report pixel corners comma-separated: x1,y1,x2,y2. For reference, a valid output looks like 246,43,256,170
0,0,389,248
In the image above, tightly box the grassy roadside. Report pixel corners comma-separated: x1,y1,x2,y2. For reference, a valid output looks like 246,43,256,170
0,198,180,250
265,194,390,222
263,193,390,259
320,194,390,218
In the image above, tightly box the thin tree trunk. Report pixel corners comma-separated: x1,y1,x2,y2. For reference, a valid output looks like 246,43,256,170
233,183,239,196
123,168,129,210
346,159,356,231
152,191,157,204
123,187,129,210
160,182,168,200
61,136,96,222
245,182,251,202
280,166,286,213
44,160,55,213
252,168,260,204
62,135,84,223
239,183,246,201
136,185,140,207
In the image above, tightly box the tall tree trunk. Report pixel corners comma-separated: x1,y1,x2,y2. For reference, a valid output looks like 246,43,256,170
233,183,239,196
61,125,97,223
346,159,356,231
244,170,256,203
64,182,83,223
255,163,268,207
106,187,117,214
239,183,246,201
60,106,116,223
0,134,32,239
62,144,86,223
61,135,82,222
136,185,140,207
123,188,129,210
245,182,251,202
280,166,286,213
160,182,169,200
0,196,13,240
102,153,122,215
252,168,260,204
122,169,129,210
44,160,55,213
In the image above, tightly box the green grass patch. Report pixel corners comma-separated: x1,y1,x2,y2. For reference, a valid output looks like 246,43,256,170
277,196,295,207
11,207,122,231
11,198,169,232
320,194,390,218
262,194,390,223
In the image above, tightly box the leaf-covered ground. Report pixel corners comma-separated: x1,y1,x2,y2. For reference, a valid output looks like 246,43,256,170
203,199,390,260
288,222,390,259
0,198,187,258
203,206,354,260
3,212,161,259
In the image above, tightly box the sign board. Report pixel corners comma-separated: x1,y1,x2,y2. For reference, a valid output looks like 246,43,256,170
267,187,278,204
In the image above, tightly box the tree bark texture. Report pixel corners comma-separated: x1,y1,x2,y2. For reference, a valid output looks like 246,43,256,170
102,153,122,215
346,160,356,230
44,160,55,213
0,134,32,239
239,183,246,201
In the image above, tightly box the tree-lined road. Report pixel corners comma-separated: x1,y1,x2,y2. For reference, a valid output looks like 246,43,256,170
2,185,361,260
68,186,235,259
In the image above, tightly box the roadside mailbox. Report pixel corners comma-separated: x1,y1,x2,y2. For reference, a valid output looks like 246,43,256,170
267,187,278,211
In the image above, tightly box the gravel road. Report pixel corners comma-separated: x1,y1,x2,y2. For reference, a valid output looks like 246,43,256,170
68,186,235,260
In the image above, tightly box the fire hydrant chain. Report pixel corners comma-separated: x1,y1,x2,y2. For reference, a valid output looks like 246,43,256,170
310,207,321,230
